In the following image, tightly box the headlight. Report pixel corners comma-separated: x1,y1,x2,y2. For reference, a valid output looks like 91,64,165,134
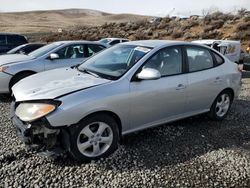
0,66,8,72
15,103,56,122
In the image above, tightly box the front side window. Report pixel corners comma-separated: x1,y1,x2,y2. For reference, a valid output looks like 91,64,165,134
143,47,183,76
186,47,213,72
56,44,85,59
78,45,151,79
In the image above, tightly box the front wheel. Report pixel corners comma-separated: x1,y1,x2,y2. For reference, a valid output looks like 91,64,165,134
69,114,119,162
208,91,232,120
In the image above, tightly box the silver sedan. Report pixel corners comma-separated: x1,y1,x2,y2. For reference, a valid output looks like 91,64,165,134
0,41,107,93
11,40,242,162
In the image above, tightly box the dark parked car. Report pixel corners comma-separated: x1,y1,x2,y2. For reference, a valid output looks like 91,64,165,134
6,43,45,55
0,33,28,54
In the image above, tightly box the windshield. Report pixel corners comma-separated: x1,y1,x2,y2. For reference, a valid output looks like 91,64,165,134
78,45,152,79
28,43,63,58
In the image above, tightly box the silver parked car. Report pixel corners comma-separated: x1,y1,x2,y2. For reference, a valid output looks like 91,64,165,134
11,40,241,162
0,41,107,93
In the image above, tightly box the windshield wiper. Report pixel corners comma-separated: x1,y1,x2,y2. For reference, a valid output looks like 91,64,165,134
77,67,100,78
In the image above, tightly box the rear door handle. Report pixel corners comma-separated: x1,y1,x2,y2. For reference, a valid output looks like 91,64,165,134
176,84,186,90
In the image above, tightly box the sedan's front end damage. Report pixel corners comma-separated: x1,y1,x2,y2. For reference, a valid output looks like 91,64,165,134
10,101,69,156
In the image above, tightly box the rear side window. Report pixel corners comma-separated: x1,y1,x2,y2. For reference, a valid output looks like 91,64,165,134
213,52,224,65
186,47,214,72
87,44,106,57
0,35,6,44
7,35,27,45
110,40,120,45
22,45,41,54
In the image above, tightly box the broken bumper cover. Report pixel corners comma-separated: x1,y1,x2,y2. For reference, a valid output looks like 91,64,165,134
11,102,69,156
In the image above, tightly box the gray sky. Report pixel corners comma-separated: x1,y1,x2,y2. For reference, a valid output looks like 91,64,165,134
0,0,249,16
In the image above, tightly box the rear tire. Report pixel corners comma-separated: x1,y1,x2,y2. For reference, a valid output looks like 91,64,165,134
69,114,119,162
208,91,233,121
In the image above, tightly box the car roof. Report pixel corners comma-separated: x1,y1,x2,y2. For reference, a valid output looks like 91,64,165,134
0,33,26,36
122,40,192,48
193,39,240,45
53,40,107,45
102,38,128,40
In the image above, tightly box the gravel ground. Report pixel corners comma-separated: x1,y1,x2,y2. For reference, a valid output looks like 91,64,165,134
0,79,250,188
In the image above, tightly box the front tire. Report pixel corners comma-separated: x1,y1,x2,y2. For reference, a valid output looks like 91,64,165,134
69,114,119,162
208,91,232,120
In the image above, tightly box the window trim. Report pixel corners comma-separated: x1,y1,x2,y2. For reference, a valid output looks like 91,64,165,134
131,45,186,82
184,45,221,73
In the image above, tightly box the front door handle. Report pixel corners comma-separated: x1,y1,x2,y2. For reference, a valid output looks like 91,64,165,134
176,84,186,90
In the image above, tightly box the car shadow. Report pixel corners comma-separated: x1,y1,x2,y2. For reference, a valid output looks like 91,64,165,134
114,98,250,169
0,94,12,103
50,98,250,170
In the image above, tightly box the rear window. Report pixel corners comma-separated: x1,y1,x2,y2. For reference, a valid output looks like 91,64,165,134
7,35,27,45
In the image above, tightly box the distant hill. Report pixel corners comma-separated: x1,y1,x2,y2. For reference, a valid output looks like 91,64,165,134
0,9,152,33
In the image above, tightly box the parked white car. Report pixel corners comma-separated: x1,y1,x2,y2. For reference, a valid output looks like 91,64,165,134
192,40,241,63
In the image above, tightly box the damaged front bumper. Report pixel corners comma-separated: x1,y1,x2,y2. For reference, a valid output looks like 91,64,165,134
10,102,70,157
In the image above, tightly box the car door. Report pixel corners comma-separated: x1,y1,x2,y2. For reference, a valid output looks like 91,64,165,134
129,46,188,131
44,44,87,70
185,45,224,113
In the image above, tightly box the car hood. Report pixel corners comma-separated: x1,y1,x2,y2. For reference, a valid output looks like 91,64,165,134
0,54,34,66
12,67,111,101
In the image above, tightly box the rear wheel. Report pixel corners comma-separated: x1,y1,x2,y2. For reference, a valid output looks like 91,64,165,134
208,91,232,120
69,114,119,162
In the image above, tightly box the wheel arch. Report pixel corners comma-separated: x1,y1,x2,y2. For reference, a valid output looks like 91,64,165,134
77,110,122,138
9,70,37,91
220,87,234,100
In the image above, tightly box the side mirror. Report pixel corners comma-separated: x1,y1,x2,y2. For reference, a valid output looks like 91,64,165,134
137,68,161,80
243,55,250,71
49,53,59,60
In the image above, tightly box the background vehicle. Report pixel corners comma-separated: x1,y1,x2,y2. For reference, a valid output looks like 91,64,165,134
99,38,129,46
6,43,45,55
11,40,241,162
239,50,246,64
192,40,241,63
0,40,107,93
0,33,28,54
